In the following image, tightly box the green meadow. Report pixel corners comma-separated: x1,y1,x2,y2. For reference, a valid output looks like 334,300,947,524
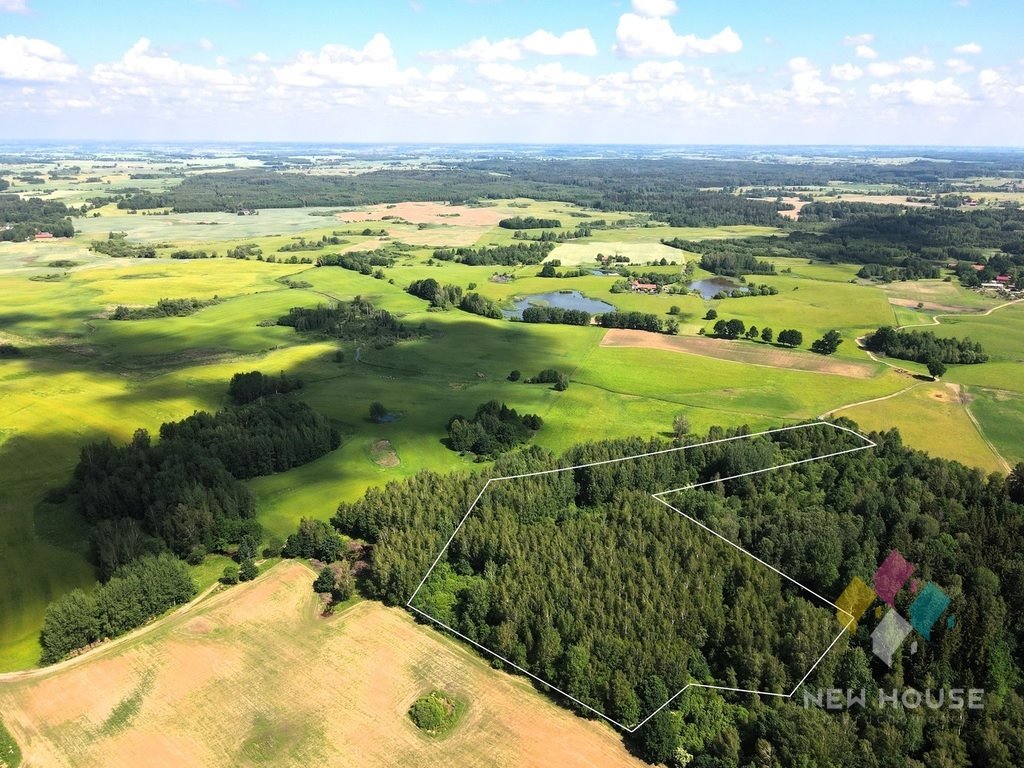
1,192,1019,670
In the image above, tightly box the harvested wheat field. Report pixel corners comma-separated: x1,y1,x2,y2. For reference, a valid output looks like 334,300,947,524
600,328,880,378
0,561,642,768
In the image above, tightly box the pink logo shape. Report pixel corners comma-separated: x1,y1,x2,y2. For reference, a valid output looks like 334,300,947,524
873,550,915,607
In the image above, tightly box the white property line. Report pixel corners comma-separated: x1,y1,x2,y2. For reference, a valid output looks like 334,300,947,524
407,420,873,733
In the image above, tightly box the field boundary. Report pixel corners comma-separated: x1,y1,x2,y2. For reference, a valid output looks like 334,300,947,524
408,421,875,732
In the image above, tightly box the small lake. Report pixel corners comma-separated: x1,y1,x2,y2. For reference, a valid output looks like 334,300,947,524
688,277,750,299
503,290,616,319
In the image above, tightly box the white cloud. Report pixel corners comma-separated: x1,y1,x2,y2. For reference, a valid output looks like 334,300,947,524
978,68,1000,87
855,45,878,60
200,38,214,51
477,61,589,87
786,60,840,104
954,42,982,54
899,56,935,73
631,0,678,17
520,28,597,57
613,14,742,58
430,28,597,62
946,58,973,74
0,35,77,82
250,52,269,63
272,34,414,88
426,64,456,83
831,63,863,81
788,57,815,74
92,38,244,88
869,77,968,106
842,33,874,46
0,0,29,13
868,56,934,78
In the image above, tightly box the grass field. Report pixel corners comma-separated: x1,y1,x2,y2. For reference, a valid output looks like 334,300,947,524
2,188,1019,670
0,561,644,768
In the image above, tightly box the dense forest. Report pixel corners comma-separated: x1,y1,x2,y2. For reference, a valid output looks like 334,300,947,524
71,396,339,575
0,194,75,240
864,327,989,365
330,422,1024,765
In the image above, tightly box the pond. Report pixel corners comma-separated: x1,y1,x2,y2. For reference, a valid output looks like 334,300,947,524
503,290,617,319
688,277,750,300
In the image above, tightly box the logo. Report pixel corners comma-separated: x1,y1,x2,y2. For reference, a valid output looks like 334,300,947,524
835,549,954,667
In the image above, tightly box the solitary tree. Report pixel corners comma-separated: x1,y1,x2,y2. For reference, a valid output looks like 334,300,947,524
778,329,803,347
239,559,258,582
668,305,681,315
761,327,774,343
746,325,759,340
926,358,947,379
811,330,844,355
673,415,691,440
369,401,388,422
704,308,718,320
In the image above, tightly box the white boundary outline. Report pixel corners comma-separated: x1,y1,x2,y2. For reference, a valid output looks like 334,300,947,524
407,420,872,732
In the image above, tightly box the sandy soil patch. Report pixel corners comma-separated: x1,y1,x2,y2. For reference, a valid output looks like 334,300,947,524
334,201,505,228
370,439,400,467
0,561,642,768
601,328,878,379
888,298,980,314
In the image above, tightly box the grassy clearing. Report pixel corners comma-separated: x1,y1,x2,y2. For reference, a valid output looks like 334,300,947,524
835,383,1003,473
0,561,643,768
0,718,20,768
965,387,1024,467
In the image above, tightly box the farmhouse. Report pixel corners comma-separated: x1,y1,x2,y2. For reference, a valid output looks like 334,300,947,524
630,279,659,294
33,231,54,240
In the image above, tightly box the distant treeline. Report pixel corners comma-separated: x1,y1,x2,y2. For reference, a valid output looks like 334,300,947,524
864,326,988,364
433,242,555,266
40,555,195,664
0,194,75,241
597,311,673,334
110,296,220,320
277,298,417,344
498,216,561,229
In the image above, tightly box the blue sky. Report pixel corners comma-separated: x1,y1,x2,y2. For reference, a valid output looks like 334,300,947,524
1,0,1021,144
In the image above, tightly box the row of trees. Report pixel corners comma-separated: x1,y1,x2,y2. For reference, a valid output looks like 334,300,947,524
110,296,220,320
316,249,395,273
330,423,1024,765
39,555,195,664
520,306,592,326
432,242,554,266
597,311,677,334
227,370,304,404
498,216,562,229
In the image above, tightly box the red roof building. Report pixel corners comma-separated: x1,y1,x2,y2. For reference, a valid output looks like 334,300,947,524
34,231,54,240
996,275,1011,283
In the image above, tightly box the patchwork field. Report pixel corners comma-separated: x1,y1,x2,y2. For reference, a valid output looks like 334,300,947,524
2,189,1020,672
0,561,643,768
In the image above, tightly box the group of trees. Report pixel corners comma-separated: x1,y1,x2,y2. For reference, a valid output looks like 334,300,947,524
407,278,463,309
39,554,195,664
227,370,303,404
277,298,418,345
695,249,777,277
316,249,395,273
432,242,555,266
810,329,844,355
597,311,676,334
70,395,339,574
458,292,504,320
865,326,989,365
858,260,942,282
709,318,805,347
110,296,220,320
520,306,592,326
498,216,561,229
330,422,1024,765
0,194,75,241
90,232,155,258
525,368,570,390
447,400,543,456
